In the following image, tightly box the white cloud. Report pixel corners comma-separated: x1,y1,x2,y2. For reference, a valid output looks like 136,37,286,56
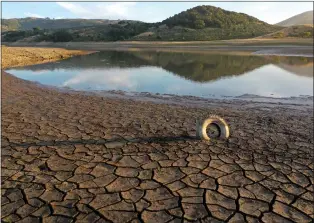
56,2,91,18
97,2,136,17
56,2,137,19
24,12,44,18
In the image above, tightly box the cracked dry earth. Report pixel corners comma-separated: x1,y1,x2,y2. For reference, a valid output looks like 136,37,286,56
1,71,314,223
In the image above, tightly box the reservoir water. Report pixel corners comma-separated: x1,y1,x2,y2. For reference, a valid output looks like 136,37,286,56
6,50,313,98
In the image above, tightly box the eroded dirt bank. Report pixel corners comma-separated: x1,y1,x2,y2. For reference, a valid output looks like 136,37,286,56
1,47,314,223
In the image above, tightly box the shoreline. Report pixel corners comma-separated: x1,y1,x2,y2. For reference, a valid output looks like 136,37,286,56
2,69,313,118
13,78,314,108
3,69,313,114
2,38,313,57
3,38,313,46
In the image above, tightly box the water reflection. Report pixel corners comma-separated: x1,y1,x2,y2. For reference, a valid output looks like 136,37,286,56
7,50,313,98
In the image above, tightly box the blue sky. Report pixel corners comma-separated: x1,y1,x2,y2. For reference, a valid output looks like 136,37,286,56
2,2,312,24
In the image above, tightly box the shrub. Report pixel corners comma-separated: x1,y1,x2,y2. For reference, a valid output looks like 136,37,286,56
272,32,284,38
301,31,312,38
52,30,73,42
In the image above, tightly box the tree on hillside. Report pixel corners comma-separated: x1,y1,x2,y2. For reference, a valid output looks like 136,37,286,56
272,32,284,38
52,30,73,42
302,31,312,38
32,27,41,34
194,19,205,29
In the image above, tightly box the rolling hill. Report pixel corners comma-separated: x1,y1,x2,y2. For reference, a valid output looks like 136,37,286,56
134,5,281,41
276,11,313,27
162,5,269,29
2,5,283,42
1,17,136,32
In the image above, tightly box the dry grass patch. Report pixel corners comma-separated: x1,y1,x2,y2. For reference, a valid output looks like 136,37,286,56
1,46,91,69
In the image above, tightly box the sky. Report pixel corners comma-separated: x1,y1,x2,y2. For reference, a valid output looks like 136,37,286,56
1,1,313,24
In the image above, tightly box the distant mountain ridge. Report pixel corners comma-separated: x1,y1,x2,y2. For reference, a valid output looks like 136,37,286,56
276,11,313,27
1,17,136,32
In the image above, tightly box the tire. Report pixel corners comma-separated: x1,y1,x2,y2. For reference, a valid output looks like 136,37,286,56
196,115,230,141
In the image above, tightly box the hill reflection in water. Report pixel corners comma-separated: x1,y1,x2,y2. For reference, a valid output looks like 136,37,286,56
7,50,313,98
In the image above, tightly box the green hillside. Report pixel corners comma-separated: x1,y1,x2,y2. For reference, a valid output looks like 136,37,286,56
132,23,281,41
2,5,283,42
162,5,270,29
2,22,152,42
1,17,131,32
132,5,281,41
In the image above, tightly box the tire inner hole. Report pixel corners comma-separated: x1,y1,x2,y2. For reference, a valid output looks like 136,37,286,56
206,123,221,138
